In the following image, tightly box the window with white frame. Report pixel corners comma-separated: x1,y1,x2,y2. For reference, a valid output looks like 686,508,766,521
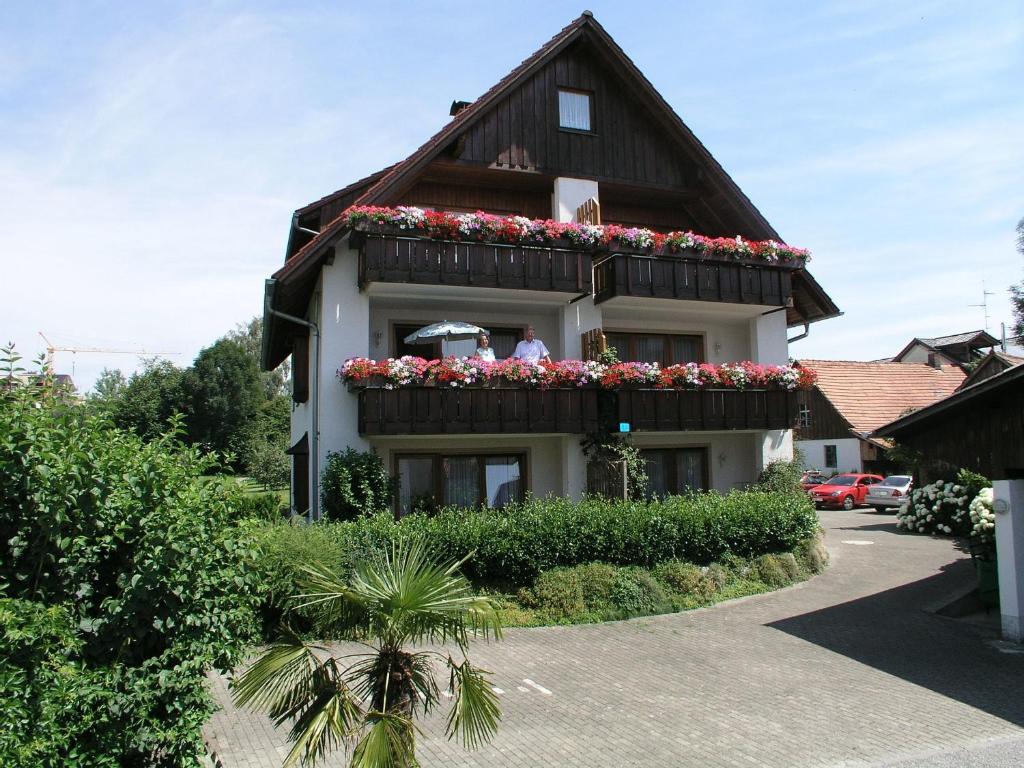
558,89,592,131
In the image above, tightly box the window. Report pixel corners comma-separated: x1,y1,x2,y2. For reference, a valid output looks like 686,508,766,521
393,324,440,359
640,448,707,497
558,89,592,131
395,453,524,516
605,332,703,366
797,403,811,428
824,445,838,468
443,326,523,360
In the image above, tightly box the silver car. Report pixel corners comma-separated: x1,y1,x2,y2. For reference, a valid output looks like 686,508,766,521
867,475,913,511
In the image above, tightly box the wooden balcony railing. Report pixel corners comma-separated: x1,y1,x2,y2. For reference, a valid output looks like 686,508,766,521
356,233,592,295
356,386,800,435
616,389,799,431
593,252,794,307
358,387,601,436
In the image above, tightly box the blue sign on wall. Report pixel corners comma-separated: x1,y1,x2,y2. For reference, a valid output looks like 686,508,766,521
619,422,631,433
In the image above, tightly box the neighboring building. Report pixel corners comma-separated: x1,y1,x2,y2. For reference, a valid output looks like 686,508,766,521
957,349,1024,389
261,12,839,517
794,360,964,475
874,364,1024,642
891,330,998,370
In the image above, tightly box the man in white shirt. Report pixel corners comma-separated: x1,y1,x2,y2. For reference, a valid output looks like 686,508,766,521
512,326,551,364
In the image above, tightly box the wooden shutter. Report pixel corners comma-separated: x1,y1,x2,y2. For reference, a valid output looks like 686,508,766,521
291,335,310,403
576,197,601,225
580,328,606,361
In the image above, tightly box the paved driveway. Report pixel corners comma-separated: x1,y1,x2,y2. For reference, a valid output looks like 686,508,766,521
205,510,1024,767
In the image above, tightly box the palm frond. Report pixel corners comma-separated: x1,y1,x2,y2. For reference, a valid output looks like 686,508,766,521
292,561,369,632
231,633,327,720
351,711,419,768
445,658,501,750
282,679,364,768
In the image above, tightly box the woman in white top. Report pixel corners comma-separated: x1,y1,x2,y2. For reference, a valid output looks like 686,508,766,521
475,334,496,362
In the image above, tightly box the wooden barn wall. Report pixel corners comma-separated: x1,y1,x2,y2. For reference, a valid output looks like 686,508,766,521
899,381,1024,482
794,387,851,441
456,43,693,190
403,181,551,219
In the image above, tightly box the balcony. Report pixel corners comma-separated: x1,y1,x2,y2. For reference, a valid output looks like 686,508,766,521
593,251,794,308
355,230,592,296
357,387,601,436
616,388,800,431
355,386,800,436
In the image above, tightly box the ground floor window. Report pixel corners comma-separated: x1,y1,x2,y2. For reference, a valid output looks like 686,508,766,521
395,452,524,516
824,444,838,469
640,447,708,497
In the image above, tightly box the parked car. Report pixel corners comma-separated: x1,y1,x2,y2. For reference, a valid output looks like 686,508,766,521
866,475,913,512
809,473,885,510
800,471,827,491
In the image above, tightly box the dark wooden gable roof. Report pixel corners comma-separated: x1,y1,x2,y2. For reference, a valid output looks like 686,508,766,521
263,11,840,369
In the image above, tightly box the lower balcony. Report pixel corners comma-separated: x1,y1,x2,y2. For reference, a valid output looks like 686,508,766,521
356,387,801,436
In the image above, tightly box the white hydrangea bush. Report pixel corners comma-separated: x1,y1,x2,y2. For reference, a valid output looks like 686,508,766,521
895,479,973,536
969,487,995,546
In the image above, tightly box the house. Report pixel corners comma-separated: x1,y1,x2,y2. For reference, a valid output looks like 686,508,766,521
958,349,1024,389
890,330,998,370
793,359,965,475
260,12,839,518
874,363,1024,642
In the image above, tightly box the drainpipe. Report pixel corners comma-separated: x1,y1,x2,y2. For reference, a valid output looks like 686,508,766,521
264,278,321,521
787,322,810,344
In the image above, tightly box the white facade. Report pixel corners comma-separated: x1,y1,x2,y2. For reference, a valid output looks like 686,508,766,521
795,437,862,474
290,181,800,514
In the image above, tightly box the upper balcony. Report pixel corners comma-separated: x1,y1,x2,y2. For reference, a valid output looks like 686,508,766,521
355,229,591,296
342,207,810,309
593,250,795,308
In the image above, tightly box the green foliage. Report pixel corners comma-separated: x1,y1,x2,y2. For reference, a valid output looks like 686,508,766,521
88,367,126,403
1012,218,1024,337
753,554,790,588
229,491,287,523
185,339,264,458
0,370,261,766
654,561,714,600
755,448,806,494
233,539,502,767
250,490,818,626
321,448,397,522
109,358,188,441
225,316,290,399
238,395,291,489
610,568,668,615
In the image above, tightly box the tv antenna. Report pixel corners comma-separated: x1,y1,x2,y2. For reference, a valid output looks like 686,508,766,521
968,282,995,330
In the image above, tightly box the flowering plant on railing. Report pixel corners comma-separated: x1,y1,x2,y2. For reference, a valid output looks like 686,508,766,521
340,205,811,265
339,356,817,392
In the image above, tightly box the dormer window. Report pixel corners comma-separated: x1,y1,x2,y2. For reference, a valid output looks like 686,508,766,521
558,89,592,131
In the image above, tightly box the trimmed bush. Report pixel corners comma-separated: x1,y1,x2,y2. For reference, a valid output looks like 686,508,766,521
610,568,668,615
795,533,829,574
654,561,714,600
320,448,396,521
753,554,790,588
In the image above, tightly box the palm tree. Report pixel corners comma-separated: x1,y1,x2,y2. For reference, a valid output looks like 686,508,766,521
232,538,503,767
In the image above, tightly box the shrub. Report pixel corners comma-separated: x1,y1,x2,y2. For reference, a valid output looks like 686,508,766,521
654,561,714,600
754,449,806,494
896,469,990,536
575,562,619,604
795,533,829,574
229,490,287,522
0,372,260,766
753,554,791,588
320,448,396,521
520,568,585,617
610,568,668,615
705,563,732,592
251,489,817,596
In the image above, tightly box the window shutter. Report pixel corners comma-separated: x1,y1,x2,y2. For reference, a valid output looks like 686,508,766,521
576,197,601,225
581,328,606,361
292,335,309,403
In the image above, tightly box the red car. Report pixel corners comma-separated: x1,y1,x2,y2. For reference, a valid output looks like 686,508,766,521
800,471,827,492
810,473,885,510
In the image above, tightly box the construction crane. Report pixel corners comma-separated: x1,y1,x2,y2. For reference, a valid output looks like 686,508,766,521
38,332,180,374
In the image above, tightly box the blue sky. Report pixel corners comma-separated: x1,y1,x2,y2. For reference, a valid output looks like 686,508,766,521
2,1,1022,389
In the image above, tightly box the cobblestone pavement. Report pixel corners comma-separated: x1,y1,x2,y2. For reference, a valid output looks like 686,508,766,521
205,510,1024,767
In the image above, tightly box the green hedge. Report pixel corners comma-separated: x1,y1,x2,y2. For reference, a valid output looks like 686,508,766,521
250,490,818,629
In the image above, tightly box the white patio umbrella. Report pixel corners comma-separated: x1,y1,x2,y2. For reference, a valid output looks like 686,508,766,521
403,321,490,345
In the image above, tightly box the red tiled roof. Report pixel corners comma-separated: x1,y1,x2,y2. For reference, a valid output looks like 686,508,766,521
798,359,966,435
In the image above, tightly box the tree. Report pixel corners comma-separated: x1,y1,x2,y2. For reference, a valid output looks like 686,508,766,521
1011,217,1024,337
185,339,264,458
233,539,502,768
239,394,292,488
89,367,126,401
110,359,188,441
226,316,291,399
